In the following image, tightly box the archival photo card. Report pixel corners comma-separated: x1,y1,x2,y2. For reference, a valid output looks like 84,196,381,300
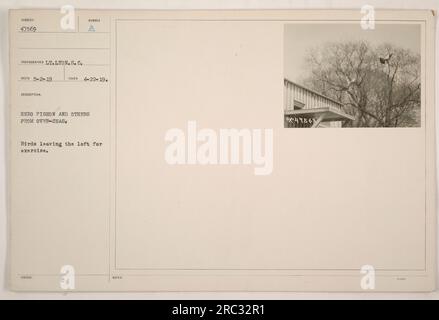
8,9,436,292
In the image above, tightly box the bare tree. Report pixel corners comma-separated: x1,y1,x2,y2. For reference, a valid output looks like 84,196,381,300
303,41,420,127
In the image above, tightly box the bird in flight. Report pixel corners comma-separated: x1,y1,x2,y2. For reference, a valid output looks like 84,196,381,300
379,53,393,64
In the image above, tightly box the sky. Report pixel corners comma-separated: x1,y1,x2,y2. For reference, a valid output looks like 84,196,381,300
284,23,421,83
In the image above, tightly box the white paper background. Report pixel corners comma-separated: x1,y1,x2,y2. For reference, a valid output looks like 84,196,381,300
0,0,438,299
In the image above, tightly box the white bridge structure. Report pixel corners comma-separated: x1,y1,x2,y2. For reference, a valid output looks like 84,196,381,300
284,79,355,128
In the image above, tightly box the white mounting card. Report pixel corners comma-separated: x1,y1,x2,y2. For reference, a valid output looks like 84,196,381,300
8,9,436,292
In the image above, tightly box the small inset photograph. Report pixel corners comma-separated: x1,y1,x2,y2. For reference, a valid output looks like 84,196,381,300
284,23,421,128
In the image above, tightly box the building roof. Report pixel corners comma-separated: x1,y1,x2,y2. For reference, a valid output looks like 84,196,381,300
284,78,343,108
